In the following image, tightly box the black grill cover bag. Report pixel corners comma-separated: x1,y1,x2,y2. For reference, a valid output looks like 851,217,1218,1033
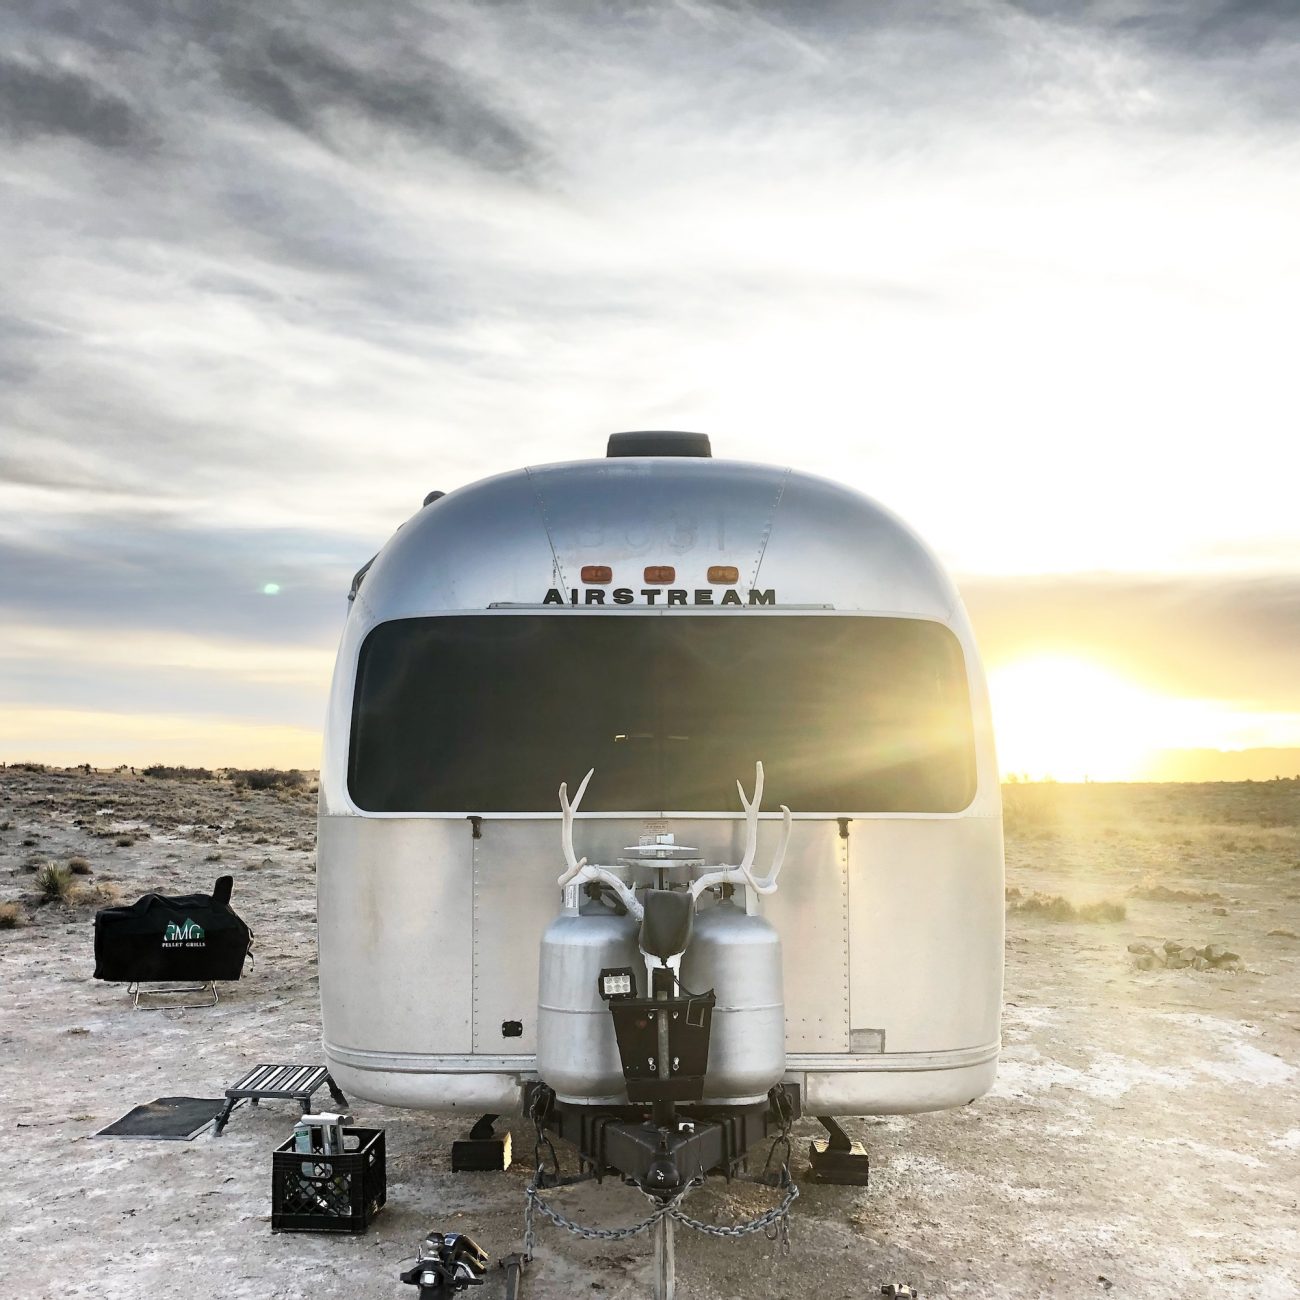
93,875,252,982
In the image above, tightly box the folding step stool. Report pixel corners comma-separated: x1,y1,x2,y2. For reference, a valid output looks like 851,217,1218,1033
212,1063,348,1136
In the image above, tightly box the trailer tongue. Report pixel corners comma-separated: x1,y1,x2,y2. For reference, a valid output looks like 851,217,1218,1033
523,764,801,1298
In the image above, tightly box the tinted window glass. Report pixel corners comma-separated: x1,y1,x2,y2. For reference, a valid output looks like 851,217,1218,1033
349,615,976,813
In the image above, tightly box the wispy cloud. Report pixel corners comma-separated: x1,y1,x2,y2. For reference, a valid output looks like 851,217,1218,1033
1,0,1296,761
0,53,154,150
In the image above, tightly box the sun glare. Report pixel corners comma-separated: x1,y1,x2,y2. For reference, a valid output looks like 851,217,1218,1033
988,656,1176,782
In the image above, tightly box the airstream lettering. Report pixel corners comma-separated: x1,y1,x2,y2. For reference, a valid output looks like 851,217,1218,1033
319,432,1003,1138
540,586,775,605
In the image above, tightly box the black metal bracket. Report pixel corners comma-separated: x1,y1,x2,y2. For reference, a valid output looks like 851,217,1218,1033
452,1114,512,1171
524,1082,801,1196
807,1115,870,1185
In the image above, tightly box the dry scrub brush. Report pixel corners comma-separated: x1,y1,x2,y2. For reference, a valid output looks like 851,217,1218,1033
1006,889,1126,923
74,880,120,906
1001,784,1062,837
227,768,307,792
0,901,28,929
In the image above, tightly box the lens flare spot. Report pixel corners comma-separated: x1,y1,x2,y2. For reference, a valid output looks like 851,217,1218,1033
262,583,281,596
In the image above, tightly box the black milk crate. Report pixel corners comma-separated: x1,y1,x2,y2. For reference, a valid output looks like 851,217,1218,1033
271,1127,386,1233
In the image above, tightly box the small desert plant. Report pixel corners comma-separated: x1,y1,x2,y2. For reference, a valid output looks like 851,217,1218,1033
1129,883,1221,904
114,835,135,847
67,856,93,875
75,880,120,906
1007,891,1126,923
0,902,28,929
1076,899,1127,923
36,863,74,903
142,764,214,780
1001,783,1062,836
228,767,307,792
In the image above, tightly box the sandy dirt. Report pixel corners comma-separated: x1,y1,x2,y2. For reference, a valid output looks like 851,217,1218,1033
2,769,1298,1300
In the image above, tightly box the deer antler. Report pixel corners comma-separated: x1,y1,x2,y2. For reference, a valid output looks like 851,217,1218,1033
554,770,644,918
735,760,791,894
689,760,791,900
557,767,594,886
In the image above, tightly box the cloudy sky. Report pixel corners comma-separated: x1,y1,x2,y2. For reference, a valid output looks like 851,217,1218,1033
1,0,1297,778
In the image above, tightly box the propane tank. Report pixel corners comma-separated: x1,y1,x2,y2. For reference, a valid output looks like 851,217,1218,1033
537,886,640,1104
679,897,785,1105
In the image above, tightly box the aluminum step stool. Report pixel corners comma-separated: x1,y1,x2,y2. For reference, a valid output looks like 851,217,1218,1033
212,1064,348,1136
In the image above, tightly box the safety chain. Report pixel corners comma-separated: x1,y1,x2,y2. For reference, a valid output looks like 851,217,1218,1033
525,1169,798,1258
760,1084,797,1187
671,1172,799,1249
521,1084,801,1260
527,1087,562,1189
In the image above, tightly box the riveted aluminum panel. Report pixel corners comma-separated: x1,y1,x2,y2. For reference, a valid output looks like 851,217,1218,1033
471,818,562,1054
318,814,473,1055
847,816,1004,1053
761,820,849,1052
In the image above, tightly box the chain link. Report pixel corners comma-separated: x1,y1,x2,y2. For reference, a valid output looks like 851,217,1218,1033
525,1169,798,1251
521,1084,801,1259
670,1174,799,1245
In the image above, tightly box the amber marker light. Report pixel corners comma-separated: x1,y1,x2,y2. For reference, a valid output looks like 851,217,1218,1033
707,565,739,584
580,565,613,583
644,565,675,583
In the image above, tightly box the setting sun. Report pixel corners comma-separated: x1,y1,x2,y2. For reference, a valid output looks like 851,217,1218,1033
982,655,1286,783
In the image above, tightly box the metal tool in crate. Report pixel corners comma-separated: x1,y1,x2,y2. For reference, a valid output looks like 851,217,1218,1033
271,1124,386,1234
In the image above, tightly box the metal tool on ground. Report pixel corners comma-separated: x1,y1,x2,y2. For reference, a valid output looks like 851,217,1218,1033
499,1252,528,1300
399,1232,490,1294
213,1063,347,1136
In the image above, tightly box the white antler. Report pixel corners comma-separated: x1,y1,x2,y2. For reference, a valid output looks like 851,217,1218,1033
689,760,792,901
555,770,643,918
557,767,594,886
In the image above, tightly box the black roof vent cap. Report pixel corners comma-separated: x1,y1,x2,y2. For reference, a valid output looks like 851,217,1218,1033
606,430,712,458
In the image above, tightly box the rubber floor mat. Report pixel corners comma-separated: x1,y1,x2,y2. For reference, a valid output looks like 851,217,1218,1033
94,1096,231,1140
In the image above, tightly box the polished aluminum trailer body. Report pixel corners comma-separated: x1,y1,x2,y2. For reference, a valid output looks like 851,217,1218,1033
318,454,1003,1114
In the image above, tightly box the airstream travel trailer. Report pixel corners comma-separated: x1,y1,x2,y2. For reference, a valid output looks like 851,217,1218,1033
318,430,1002,1284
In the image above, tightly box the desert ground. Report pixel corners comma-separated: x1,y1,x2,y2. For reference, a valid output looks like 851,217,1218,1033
1,767,1297,1300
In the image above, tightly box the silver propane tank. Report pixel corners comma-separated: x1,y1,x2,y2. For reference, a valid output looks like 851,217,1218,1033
536,885,640,1104
679,895,785,1105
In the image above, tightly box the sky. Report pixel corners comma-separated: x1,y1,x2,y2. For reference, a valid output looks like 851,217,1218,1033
1,0,1297,780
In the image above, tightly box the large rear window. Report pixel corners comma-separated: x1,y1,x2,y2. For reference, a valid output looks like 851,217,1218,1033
348,614,976,814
